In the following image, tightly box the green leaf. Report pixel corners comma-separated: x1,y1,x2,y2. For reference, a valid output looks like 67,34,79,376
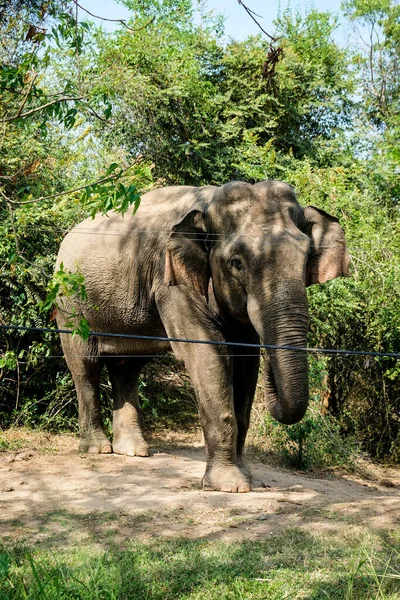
106,163,120,175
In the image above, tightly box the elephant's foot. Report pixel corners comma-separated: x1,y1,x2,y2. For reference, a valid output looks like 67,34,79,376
237,455,267,489
202,464,251,493
79,433,112,454
112,434,150,457
237,455,252,479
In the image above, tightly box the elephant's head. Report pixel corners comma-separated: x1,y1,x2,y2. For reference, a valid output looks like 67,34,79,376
165,180,349,425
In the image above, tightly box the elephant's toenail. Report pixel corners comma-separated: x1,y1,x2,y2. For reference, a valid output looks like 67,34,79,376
238,482,251,493
220,483,236,493
137,448,150,457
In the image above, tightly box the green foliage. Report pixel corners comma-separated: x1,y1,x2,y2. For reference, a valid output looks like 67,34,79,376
0,0,152,209
43,262,87,312
93,6,226,185
80,162,151,218
93,8,352,185
11,372,77,431
285,159,400,460
0,0,153,426
343,0,400,193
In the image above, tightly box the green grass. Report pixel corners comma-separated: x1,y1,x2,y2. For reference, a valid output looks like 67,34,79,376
1,527,400,599
0,435,26,453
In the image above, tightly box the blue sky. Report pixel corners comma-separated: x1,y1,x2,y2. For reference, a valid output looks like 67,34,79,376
80,0,346,40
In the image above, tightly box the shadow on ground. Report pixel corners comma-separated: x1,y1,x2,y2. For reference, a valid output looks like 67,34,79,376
1,436,400,549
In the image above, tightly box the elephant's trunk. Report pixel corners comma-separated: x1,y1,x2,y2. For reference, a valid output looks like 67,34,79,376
248,282,309,425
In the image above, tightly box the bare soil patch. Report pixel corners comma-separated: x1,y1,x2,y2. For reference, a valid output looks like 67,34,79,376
1,429,399,548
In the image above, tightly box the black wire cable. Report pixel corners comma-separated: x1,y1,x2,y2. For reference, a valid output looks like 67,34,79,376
1,324,399,359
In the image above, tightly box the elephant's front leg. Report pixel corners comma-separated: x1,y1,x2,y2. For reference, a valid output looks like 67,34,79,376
232,340,260,480
158,288,251,493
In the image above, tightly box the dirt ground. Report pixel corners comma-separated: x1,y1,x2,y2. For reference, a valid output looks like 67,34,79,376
1,429,400,547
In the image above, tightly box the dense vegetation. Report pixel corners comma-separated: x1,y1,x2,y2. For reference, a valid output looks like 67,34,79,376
0,0,399,462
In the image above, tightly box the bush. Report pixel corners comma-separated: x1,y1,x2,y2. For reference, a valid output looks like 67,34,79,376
255,355,359,470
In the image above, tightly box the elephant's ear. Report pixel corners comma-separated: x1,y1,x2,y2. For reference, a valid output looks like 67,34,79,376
303,206,350,287
164,210,210,300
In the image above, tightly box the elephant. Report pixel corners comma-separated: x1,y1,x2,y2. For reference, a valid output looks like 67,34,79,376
55,180,349,492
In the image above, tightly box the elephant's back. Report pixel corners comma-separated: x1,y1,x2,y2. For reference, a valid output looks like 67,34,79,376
57,185,215,267
55,185,216,335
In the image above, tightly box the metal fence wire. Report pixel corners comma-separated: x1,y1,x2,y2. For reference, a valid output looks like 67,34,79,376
1,324,399,359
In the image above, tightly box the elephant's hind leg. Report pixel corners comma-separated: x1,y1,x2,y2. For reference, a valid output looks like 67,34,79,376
106,358,150,457
59,333,112,454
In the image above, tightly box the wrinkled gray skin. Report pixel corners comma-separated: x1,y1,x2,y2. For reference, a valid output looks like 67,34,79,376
56,181,349,492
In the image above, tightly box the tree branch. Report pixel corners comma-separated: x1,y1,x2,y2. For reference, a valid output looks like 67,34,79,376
4,165,136,206
0,86,25,96
5,197,22,258
369,20,376,92
16,72,38,118
1,95,88,123
237,0,278,42
74,1,155,33
84,103,112,124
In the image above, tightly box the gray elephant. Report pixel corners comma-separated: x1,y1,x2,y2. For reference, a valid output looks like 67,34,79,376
55,180,349,492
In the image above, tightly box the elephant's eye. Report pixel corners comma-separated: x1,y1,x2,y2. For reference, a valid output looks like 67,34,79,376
230,257,244,272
